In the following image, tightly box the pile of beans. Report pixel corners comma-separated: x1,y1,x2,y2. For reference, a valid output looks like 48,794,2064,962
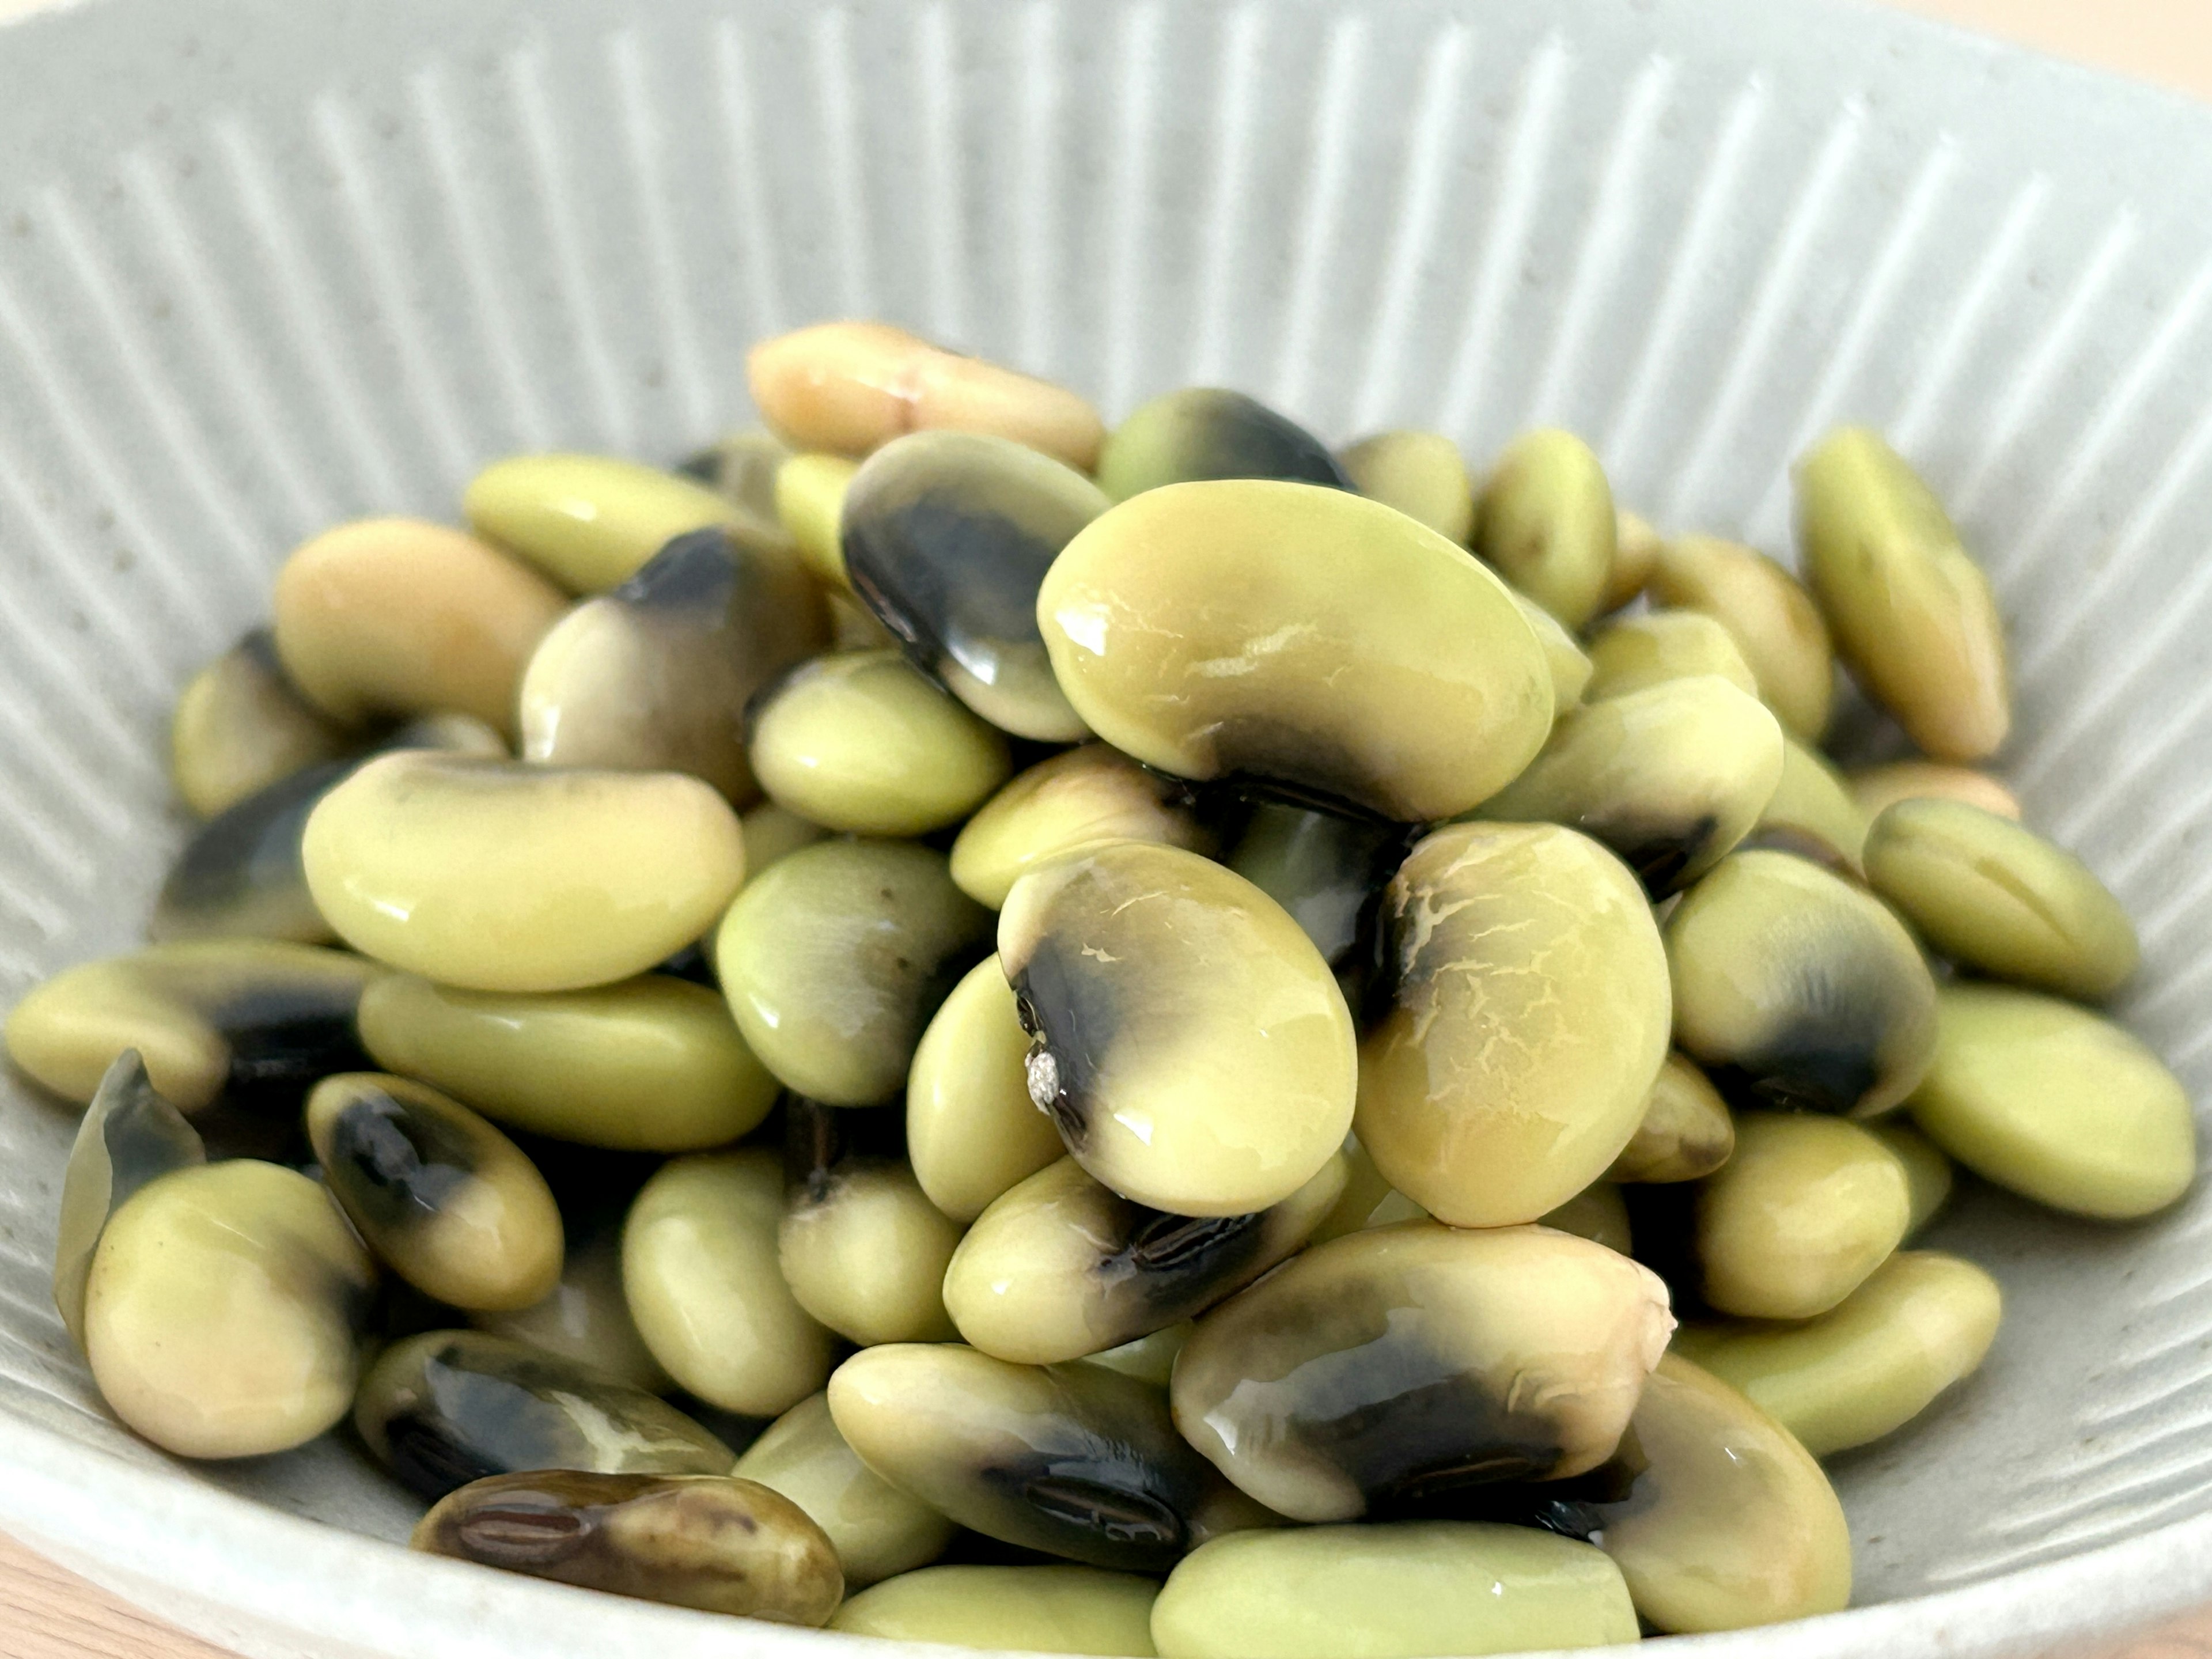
7,319,2198,1657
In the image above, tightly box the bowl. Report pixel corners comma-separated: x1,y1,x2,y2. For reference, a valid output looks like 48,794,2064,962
2,0,2211,1654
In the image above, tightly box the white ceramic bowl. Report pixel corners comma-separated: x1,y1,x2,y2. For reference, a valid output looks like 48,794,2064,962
2,0,2210,1653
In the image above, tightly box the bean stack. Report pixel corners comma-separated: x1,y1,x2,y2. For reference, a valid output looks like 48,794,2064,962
8,319,2196,1657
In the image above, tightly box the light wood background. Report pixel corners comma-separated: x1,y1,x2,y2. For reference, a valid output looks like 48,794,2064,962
3,1,2211,1655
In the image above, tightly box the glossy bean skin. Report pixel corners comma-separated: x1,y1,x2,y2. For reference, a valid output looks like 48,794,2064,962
952,746,1211,911
1171,1222,1673,1523
1358,823,1671,1228
472,1218,671,1394
833,1565,1159,1655
1908,984,2195,1219
1796,428,2009,760
1225,805,1405,988
1083,1323,1193,1388
272,518,567,739
777,452,861,588
780,1153,963,1347
1694,1112,1912,1320
749,321,1104,471
1339,429,1473,543
1608,1054,1735,1184
1472,429,1616,629
53,1051,205,1353
1647,534,1835,744
413,1471,843,1624
464,454,753,594
1039,480,1552,823
87,1161,375,1459
355,1330,732,1501
1471,675,1786,896
1665,849,1938,1117
843,429,1106,740
907,956,1066,1224
830,1343,1272,1573
717,839,991,1106
735,1391,958,1589
306,1073,563,1312
943,1153,1346,1365
1096,388,1349,501
1508,588,1596,709
1582,609,1759,703
1151,1522,1638,1659
1676,1250,2002,1456
358,973,778,1153
677,427,793,528
1865,798,2139,1000
623,1149,837,1417
999,842,1356,1218
1590,1353,1852,1633
748,650,1012,835
1870,1119,1955,1237
1750,738,1868,874
1849,760,2021,824
304,753,747,994
1601,508,1662,613
170,628,351,819
518,525,827,804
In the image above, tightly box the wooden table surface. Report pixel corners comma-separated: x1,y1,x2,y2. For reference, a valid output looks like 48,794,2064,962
5,0,2212,1654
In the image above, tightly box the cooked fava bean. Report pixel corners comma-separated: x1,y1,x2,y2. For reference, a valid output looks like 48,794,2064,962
473,1219,670,1393
304,752,745,993
1040,481,1552,821
1869,1119,1954,1236
781,1153,962,1347
1796,429,2010,760
518,526,827,804
741,801,830,881
1849,760,2022,823
1359,823,1671,1228
358,974,776,1152
1590,1353,1851,1634
907,957,1064,1222
777,451,861,589
152,714,507,947
1647,534,1835,744
1865,798,2139,1000
1601,508,1662,613
1608,1054,1735,1184
306,1073,562,1312
1676,1250,2001,1457
271,518,567,738
1666,849,1938,1116
414,1470,842,1623
1540,1183,1633,1255
1152,1521,1638,1659
1472,675,1785,895
1307,1135,1425,1245
837,1566,1156,1655
944,1153,1346,1365
1508,588,1596,708
1172,1222,1672,1522
1084,1322,1193,1388
464,454,751,594
6,940,378,1120
831,588,900,651
1695,1112,1912,1320
1339,429,1474,543
829,1342,1270,1571
679,429,792,528
749,651,1012,835
718,839,990,1105
1908,984,2195,1219
1749,737,1868,874
953,746,1210,912
623,1149,836,1415
999,841,1356,1217
1583,609,1759,703
1096,388,1349,501
1472,429,1616,630
54,1052,204,1351
749,321,1105,471
171,629,351,819
356,1330,733,1500
87,1160,374,1459
844,430,1107,740
1224,805,1402,981
736,1391,957,1588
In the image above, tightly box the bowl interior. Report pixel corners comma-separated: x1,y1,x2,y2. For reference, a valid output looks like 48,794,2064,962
2,0,2212,1649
